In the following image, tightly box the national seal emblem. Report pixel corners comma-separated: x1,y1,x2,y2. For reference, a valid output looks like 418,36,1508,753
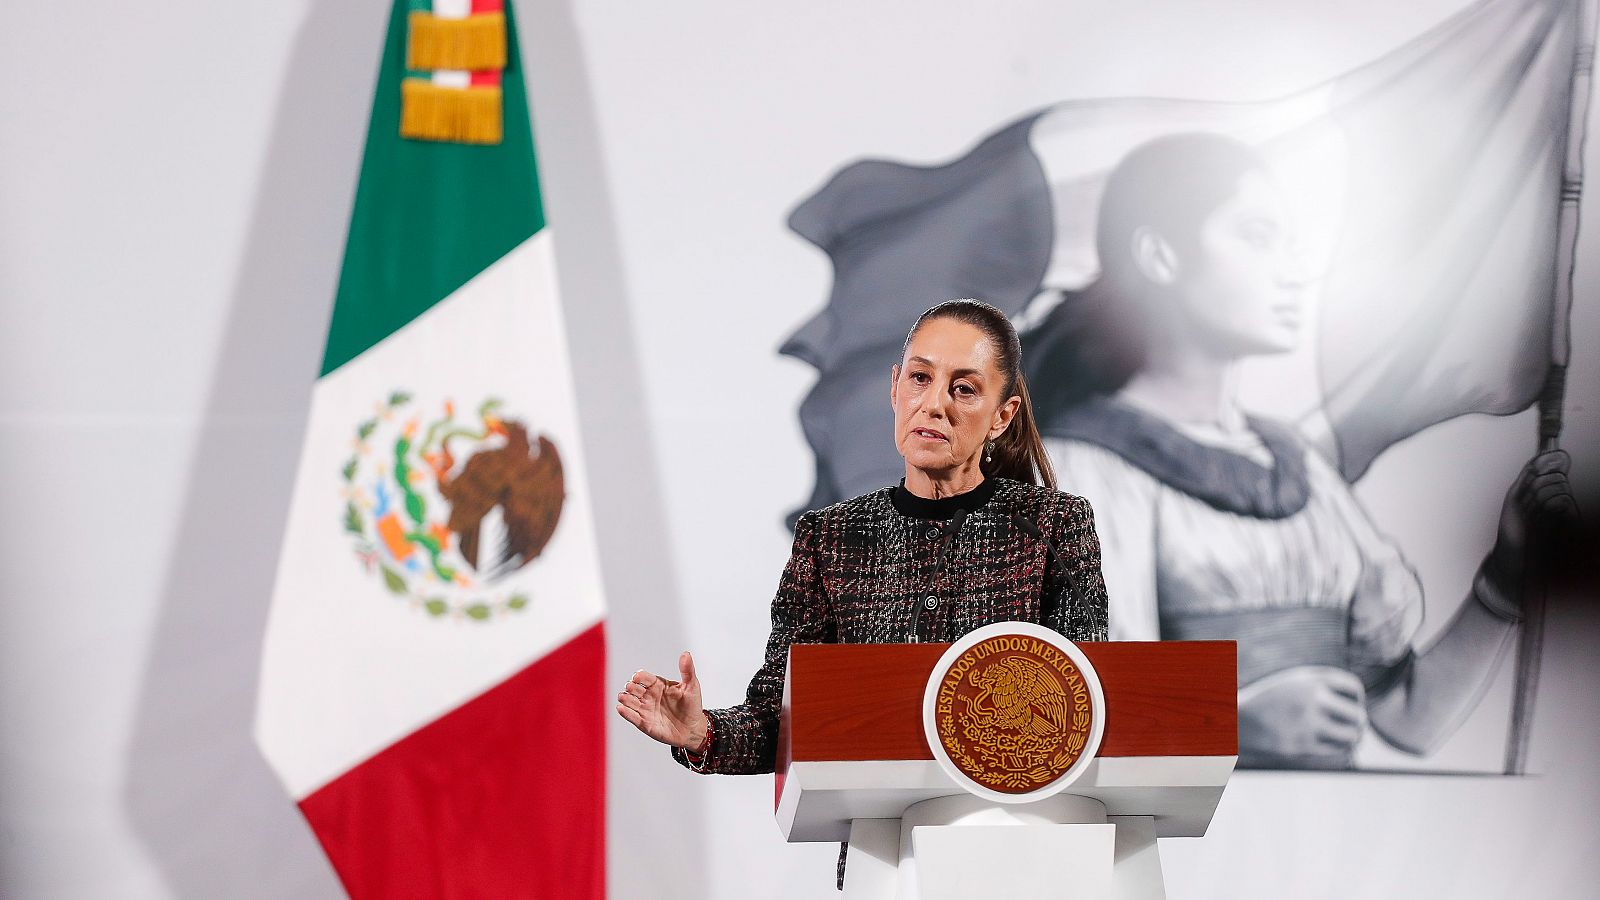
339,391,564,621
923,622,1105,801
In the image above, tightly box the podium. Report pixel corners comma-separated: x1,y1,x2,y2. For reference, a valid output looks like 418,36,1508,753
775,627,1236,899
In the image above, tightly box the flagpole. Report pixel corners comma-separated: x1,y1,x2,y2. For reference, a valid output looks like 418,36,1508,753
1504,0,1598,777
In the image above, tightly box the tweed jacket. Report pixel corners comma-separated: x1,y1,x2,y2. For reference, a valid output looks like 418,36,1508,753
673,476,1110,775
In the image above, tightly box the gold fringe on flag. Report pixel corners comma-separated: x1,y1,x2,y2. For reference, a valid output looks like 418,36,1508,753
407,12,507,72
400,79,503,145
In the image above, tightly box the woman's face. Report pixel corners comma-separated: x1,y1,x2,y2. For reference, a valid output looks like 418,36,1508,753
891,318,1018,478
1173,171,1308,358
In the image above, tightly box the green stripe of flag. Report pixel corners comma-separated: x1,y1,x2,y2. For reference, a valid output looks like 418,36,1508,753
321,0,544,377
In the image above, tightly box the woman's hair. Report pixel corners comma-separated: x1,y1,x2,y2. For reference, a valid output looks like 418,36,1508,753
1025,133,1267,423
904,298,1057,489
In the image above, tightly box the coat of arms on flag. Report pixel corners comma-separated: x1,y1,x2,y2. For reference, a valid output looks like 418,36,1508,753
341,391,565,620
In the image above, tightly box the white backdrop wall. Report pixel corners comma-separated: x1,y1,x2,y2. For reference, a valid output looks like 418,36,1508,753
1,2,1596,899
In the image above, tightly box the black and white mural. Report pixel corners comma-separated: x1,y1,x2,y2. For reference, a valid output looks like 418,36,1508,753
783,0,1588,772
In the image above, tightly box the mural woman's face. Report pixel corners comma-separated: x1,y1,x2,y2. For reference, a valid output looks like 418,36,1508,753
890,318,1017,480
1174,171,1308,358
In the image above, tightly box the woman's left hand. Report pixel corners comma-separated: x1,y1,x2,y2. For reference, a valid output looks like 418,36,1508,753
615,651,708,751
1483,450,1579,603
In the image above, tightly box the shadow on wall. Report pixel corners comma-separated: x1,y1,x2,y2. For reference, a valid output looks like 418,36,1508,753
122,0,711,895
118,1,385,895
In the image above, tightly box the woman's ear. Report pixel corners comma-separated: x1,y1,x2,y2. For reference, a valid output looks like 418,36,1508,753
989,395,1022,439
1130,226,1179,286
889,364,901,408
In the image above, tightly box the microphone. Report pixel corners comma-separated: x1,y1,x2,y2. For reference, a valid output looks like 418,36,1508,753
1009,512,1043,541
939,508,968,546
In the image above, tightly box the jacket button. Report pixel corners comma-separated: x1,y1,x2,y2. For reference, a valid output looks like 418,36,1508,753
924,595,939,610
924,526,940,540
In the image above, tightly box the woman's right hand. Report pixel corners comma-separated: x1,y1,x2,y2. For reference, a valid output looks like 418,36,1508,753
616,651,708,751
1237,665,1367,769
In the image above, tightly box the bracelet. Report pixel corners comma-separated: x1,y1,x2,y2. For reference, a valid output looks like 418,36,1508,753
684,714,714,772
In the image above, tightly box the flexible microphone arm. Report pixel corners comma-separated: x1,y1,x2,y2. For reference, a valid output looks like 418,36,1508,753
930,508,969,582
1010,512,1079,631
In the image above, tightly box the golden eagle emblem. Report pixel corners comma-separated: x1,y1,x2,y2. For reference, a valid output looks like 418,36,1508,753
967,655,1070,738
932,634,1096,793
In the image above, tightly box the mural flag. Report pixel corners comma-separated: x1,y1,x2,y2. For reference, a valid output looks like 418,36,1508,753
254,1,607,897
784,0,1592,509
1313,0,1590,480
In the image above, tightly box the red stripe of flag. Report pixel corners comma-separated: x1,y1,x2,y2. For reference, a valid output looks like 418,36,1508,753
300,623,606,900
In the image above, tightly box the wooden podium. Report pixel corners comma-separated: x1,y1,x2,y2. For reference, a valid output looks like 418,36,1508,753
775,636,1237,899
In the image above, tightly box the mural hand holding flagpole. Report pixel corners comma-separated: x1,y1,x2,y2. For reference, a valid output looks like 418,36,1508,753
1486,452,1580,612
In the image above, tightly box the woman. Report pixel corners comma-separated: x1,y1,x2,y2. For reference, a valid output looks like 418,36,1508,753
616,299,1109,781
1026,133,1574,768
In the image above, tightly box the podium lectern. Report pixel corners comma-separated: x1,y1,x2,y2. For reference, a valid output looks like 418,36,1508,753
775,633,1236,899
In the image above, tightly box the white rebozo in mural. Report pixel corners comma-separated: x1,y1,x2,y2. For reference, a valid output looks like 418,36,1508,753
782,0,1588,774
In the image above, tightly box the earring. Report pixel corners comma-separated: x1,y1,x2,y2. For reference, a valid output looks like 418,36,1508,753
984,440,994,464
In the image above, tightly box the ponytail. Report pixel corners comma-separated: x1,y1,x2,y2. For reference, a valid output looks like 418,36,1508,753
982,372,1056,489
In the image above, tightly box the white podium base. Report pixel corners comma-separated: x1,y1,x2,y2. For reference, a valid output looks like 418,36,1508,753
842,795,1167,900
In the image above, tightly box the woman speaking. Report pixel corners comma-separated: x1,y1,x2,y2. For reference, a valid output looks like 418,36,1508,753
615,298,1109,779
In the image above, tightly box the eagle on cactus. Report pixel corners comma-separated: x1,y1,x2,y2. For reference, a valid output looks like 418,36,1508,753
340,392,566,619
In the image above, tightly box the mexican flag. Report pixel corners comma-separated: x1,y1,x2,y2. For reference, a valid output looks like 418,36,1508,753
254,1,606,897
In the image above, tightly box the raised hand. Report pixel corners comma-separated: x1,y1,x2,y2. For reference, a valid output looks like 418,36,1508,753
616,651,709,751
1237,665,1368,769
1483,449,1579,604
